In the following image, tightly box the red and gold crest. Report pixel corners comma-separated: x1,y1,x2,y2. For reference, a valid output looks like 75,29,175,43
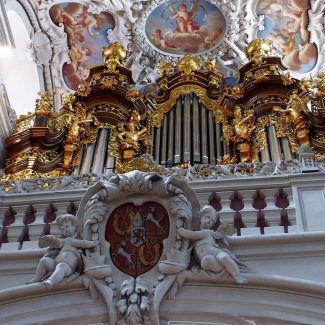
105,202,169,277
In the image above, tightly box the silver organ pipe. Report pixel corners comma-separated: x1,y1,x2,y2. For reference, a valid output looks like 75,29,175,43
160,114,168,165
183,94,191,162
92,129,108,174
154,126,161,164
215,123,223,161
267,125,282,162
193,95,200,163
208,110,216,165
167,108,175,165
174,98,182,164
80,143,95,174
281,138,293,160
260,127,271,162
200,102,208,164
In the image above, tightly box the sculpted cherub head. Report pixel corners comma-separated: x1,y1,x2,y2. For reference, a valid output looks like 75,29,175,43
198,205,218,229
57,214,78,238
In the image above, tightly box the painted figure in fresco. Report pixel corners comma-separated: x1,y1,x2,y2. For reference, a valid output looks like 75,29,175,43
177,205,247,284
151,28,167,49
257,0,317,72
171,2,199,33
26,214,97,287
50,3,114,89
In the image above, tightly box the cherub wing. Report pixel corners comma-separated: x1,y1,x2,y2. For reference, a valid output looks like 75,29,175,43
165,4,176,16
216,224,236,238
190,0,200,18
39,235,61,248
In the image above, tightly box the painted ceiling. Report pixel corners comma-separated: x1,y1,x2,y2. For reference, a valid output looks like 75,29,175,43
27,0,324,92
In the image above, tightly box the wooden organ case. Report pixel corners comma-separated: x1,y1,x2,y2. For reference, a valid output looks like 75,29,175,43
3,40,325,180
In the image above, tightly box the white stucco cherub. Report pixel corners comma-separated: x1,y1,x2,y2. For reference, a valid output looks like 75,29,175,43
27,214,97,287
177,205,247,284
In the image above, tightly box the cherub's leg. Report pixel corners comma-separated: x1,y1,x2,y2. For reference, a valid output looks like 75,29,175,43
26,257,55,284
217,252,247,284
200,255,223,272
179,22,185,33
43,262,73,287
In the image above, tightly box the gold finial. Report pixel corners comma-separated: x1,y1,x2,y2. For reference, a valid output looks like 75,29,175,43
102,42,128,72
35,91,56,112
177,55,201,75
61,92,76,111
245,39,272,66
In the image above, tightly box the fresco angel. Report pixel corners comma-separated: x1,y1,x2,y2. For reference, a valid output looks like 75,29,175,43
177,205,247,283
167,1,200,34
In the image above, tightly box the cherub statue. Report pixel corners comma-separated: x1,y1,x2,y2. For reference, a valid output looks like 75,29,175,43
232,106,256,162
273,90,310,145
35,91,55,112
177,205,247,284
118,121,148,162
62,103,96,173
26,214,97,287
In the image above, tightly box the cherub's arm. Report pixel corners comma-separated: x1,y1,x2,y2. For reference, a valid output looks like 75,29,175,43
238,113,254,125
177,227,209,240
69,238,98,248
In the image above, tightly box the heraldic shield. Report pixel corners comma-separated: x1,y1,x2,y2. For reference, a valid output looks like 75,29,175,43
105,201,170,277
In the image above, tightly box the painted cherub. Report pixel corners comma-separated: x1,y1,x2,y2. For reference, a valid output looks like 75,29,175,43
26,214,97,287
177,205,247,284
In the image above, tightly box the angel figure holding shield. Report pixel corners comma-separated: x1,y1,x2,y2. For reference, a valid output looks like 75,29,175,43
26,214,97,287
177,205,247,284
167,1,200,33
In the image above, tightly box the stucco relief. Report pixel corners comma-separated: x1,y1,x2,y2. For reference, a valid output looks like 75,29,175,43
21,170,244,324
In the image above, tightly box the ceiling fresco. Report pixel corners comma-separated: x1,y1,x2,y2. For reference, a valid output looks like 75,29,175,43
49,3,115,90
25,0,324,92
145,0,226,55
256,0,317,73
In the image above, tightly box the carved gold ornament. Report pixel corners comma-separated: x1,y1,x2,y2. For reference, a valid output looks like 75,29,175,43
77,83,91,97
159,60,174,76
245,39,272,66
102,42,128,73
176,55,201,75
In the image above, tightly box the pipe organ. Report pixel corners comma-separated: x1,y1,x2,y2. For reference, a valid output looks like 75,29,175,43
3,40,325,180
152,94,226,166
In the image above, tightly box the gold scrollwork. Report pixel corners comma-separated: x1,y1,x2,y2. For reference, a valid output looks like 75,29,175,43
151,85,221,127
